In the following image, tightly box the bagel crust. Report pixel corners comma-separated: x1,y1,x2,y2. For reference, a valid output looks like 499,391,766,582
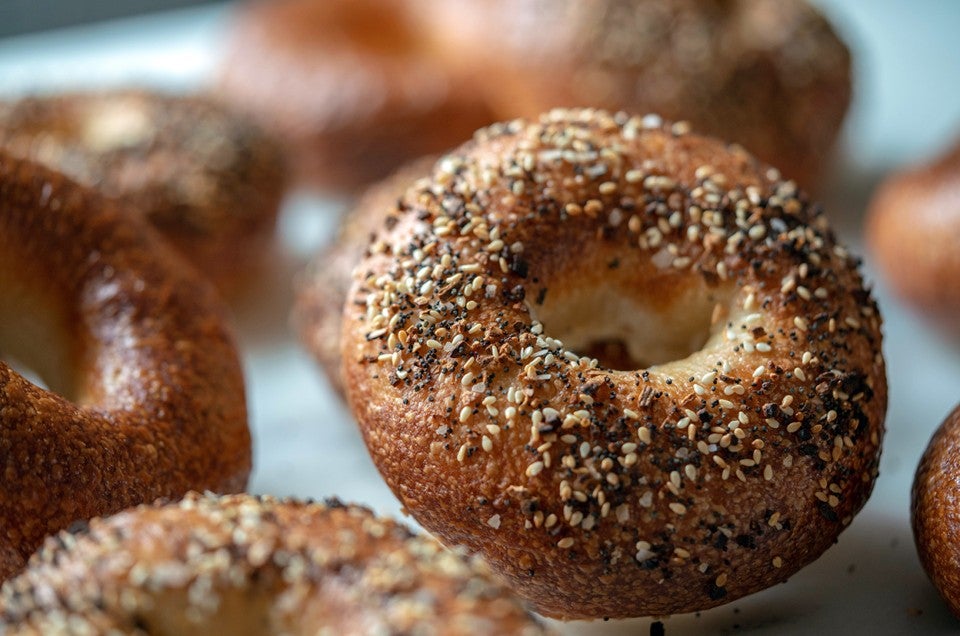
912,405,960,618
295,156,436,396
341,109,886,619
0,154,250,580
0,90,286,295
0,492,549,635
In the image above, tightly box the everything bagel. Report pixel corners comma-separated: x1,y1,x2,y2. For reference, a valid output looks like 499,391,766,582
340,109,886,619
0,492,549,634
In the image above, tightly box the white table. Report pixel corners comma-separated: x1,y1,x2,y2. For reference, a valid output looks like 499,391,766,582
1,2,959,633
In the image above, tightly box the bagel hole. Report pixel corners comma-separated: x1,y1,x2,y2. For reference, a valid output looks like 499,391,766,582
0,290,79,400
1,355,50,391
531,284,727,371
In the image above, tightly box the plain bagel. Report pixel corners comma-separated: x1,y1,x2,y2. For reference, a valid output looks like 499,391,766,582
0,153,250,580
341,109,886,619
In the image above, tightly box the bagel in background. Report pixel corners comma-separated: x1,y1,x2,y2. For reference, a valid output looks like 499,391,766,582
215,0,494,192
216,0,850,193
866,135,960,336
0,89,287,297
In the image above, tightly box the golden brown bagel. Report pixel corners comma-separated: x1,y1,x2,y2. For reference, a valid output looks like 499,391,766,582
866,137,960,333
295,156,435,396
0,89,286,296
912,405,960,618
0,492,550,635
0,153,250,580
341,109,886,619
215,0,494,192
420,0,851,190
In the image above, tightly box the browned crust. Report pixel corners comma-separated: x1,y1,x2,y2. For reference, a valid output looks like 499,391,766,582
341,109,886,619
418,0,851,190
0,153,251,580
0,89,287,296
866,139,960,332
912,405,960,618
294,156,437,396
215,0,494,192
0,492,550,635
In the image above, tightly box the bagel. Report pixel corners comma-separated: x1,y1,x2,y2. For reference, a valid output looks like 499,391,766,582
215,0,494,192
912,405,960,618
417,0,851,190
295,156,435,396
341,109,886,619
866,136,960,333
0,89,286,295
0,153,250,580
217,0,848,192
0,492,549,634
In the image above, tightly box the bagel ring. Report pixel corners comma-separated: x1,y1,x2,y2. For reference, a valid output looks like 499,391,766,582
0,153,250,580
0,89,287,296
0,492,549,634
341,109,886,618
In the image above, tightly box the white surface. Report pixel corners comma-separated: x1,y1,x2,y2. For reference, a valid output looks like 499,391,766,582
2,3,960,633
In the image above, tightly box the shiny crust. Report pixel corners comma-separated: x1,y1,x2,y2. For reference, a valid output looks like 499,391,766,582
341,109,886,618
420,0,851,189
0,492,549,635
0,154,250,580
216,0,494,192
866,139,960,331
913,405,960,618
0,90,286,295
295,156,436,396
